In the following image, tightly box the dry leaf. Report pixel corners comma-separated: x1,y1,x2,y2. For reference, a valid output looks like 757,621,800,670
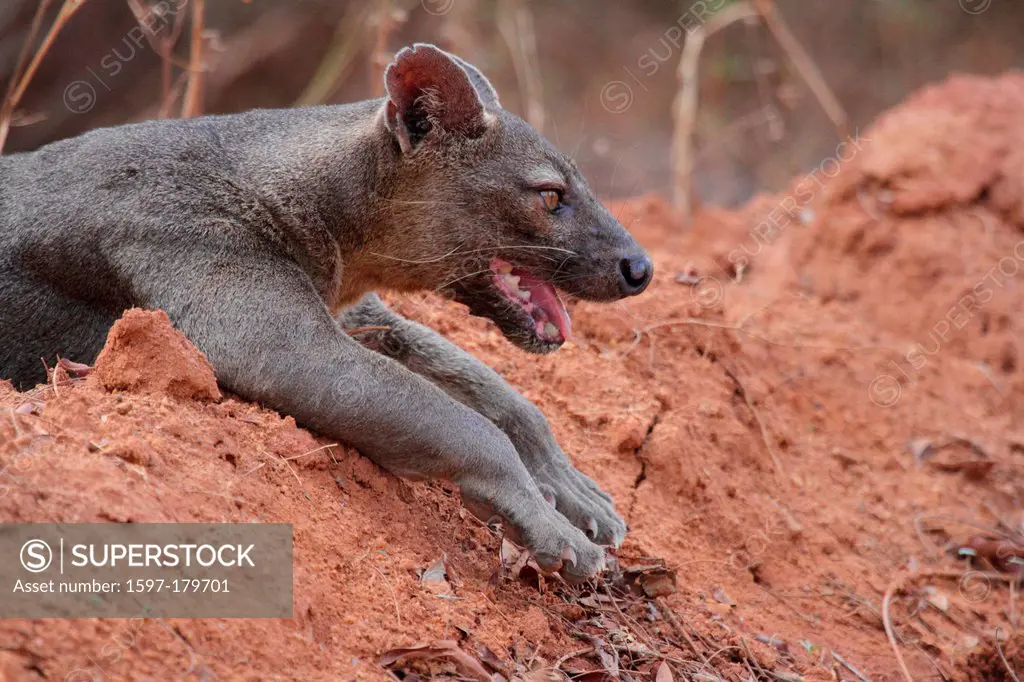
930,459,994,480
592,637,619,677
621,562,678,597
500,538,521,566
56,357,93,375
501,538,541,588
636,568,677,598
712,587,736,606
475,644,507,674
420,558,452,595
14,402,39,415
379,640,491,681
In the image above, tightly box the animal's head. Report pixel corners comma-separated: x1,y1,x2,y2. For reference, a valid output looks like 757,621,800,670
369,43,652,353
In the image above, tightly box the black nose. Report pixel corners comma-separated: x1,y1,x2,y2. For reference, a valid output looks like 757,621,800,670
618,253,653,295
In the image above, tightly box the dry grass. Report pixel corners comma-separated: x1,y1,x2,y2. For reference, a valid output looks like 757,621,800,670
0,0,88,152
671,0,849,219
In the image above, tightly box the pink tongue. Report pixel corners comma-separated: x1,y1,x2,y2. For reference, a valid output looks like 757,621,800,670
514,269,572,340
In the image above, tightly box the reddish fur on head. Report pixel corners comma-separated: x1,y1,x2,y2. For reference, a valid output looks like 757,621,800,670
367,44,652,355
384,44,488,152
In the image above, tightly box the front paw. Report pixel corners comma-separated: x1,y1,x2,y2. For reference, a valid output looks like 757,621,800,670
504,405,628,547
532,464,626,548
463,491,606,582
534,465,628,549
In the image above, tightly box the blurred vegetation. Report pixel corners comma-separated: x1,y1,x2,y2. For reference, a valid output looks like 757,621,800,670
1,0,1022,206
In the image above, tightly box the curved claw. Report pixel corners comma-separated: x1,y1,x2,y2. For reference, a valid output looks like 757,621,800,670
561,544,578,568
537,483,558,508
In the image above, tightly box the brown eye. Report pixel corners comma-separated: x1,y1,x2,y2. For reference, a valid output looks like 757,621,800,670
540,189,562,212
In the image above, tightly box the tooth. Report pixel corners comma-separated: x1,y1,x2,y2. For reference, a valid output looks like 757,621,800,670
495,262,512,274
544,322,559,337
516,289,531,301
503,274,520,288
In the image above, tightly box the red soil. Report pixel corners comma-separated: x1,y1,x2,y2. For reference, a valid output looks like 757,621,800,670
93,309,221,403
2,74,1023,681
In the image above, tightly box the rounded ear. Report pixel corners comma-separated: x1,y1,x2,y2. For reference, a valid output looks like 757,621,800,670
383,43,488,153
447,53,501,109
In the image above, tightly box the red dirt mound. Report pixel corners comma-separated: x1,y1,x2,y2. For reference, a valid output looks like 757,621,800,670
787,74,1024,415
93,308,221,402
2,74,1023,681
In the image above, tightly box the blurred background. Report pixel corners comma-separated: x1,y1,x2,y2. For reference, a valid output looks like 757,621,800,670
2,0,1023,208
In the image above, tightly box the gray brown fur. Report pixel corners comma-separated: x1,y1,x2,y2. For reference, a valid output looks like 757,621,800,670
0,44,651,580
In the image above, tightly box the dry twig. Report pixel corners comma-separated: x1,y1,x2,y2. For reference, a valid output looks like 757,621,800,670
294,4,371,106
672,0,759,215
995,629,1021,682
672,0,849,218
498,0,545,132
0,0,53,147
722,365,786,478
752,0,849,139
369,0,401,97
282,443,339,463
831,651,872,682
372,566,402,627
125,0,189,117
883,569,1020,682
658,598,711,666
180,0,206,118
0,0,89,152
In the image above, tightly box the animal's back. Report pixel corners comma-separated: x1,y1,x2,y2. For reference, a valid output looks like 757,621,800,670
0,118,228,389
0,103,376,389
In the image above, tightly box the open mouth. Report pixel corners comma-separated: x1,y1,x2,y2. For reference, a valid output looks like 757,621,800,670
490,258,571,346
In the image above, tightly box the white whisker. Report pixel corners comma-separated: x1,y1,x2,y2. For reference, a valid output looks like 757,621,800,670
369,243,580,266
369,243,467,264
499,245,579,256
379,199,468,206
434,268,494,291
